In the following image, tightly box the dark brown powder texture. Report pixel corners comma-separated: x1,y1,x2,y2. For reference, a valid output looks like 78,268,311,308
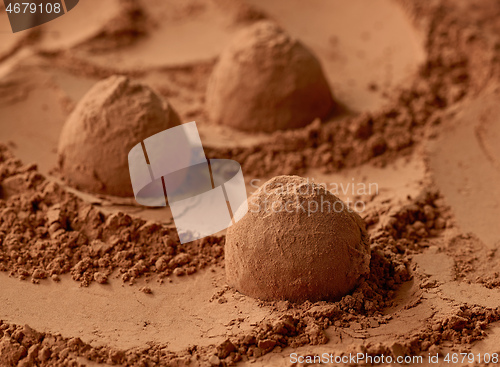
57,75,180,197
206,20,334,133
2,0,500,365
1,160,497,366
225,175,370,303
1,303,498,367
0,145,224,286
2,144,499,366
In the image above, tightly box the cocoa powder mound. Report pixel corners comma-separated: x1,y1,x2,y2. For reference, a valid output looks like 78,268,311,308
206,20,334,133
1,304,498,366
1,144,497,365
57,75,180,197
1,170,495,366
0,145,223,286
225,175,370,303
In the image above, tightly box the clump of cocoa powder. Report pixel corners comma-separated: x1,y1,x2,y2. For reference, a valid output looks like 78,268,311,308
1,144,498,365
0,144,223,287
3,300,498,366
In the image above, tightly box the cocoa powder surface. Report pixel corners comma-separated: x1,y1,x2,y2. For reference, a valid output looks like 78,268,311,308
3,143,498,366
2,0,500,365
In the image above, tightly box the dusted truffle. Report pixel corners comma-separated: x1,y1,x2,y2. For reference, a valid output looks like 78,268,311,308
57,75,180,197
206,21,334,133
225,175,370,303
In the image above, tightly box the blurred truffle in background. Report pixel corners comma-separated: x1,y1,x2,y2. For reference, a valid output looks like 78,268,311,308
57,75,180,197
206,21,335,133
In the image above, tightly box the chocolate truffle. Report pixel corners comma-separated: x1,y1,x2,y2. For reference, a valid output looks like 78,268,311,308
57,75,180,197
206,21,334,133
225,175,370,302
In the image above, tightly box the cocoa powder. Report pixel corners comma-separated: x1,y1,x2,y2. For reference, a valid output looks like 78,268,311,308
1,0,500,365
2,142,481,366
0,145,223,287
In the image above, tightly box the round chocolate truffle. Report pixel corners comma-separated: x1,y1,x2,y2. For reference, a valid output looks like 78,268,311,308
206,21,334,133
57,75,180,197
225,175,370,303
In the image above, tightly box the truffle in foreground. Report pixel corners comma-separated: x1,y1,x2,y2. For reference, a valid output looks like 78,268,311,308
225,175,370,302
